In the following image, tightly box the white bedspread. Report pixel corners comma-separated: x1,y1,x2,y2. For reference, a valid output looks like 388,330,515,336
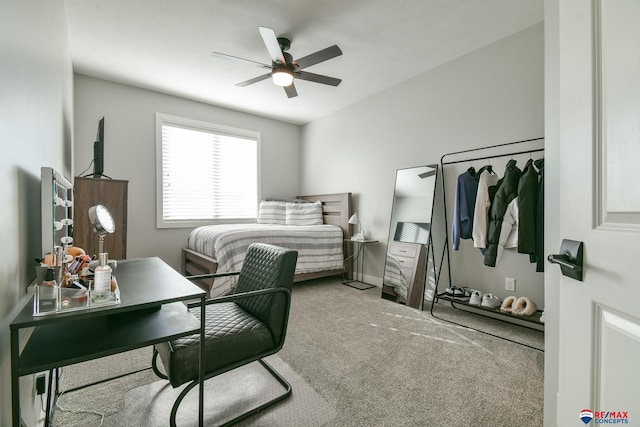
187,223,344,297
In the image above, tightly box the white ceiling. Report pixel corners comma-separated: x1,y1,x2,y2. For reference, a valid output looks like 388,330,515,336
63,0,543,125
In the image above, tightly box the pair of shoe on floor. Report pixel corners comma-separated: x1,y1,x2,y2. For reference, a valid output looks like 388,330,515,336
469,290,501,309
500,295,538,317
444,286,471,299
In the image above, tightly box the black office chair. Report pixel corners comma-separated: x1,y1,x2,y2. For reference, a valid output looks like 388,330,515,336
152,243,298,426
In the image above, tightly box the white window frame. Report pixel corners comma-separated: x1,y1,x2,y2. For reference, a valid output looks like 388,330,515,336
155,113,261,229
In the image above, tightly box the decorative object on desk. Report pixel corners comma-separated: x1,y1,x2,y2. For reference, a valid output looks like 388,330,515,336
349,213,364,240
65,246,86,258
60,280,89,309
87,204,116,269
34,267,59,314
88,204,118,304
89,204,115,253
93,253,113,302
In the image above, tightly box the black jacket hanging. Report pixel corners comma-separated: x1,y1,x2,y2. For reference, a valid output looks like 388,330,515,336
534,158,545,272
484,159,522,267
517,159,538,256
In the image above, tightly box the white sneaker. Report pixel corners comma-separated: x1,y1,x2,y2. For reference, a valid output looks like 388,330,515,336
480,293,501,309
444,286,470,299
469,290,483,306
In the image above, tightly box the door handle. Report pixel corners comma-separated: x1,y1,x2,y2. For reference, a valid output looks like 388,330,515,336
547,254,579,270
548,239,584,281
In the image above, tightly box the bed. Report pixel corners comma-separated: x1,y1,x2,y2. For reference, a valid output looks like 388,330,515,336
182,193,353,297
383,255,408,300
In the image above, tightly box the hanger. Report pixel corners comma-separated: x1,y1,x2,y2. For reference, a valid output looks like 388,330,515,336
487,158,494,174
467,161,476,177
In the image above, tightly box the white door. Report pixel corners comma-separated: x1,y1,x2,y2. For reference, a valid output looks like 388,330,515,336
555,0,640,425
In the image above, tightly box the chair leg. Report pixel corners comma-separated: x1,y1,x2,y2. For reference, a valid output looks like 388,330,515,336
170,379,198,427
151,347,168,380
169,358,292,427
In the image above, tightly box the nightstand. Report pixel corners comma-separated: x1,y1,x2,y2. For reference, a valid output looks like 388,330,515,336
343,239,378,290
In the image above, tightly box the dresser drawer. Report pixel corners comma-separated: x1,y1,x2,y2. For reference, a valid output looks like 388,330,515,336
393,255,417,272
388,242,420,258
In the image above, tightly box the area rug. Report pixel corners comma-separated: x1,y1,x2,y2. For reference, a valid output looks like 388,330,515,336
111,354,336,427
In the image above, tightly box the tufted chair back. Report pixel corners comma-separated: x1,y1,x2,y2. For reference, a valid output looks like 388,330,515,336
235,243,298,345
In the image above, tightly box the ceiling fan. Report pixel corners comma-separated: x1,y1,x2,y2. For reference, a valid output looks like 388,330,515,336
211,26,343,98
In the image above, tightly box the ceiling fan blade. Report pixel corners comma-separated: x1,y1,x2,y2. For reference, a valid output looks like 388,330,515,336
295,45,342,69
236,73,272,87
295,71,341,87
211,51,271,70
418,170,436,179
258,26,286,64
284,83,298,98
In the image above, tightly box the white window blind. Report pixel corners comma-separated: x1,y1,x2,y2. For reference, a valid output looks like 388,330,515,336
156,114,259,228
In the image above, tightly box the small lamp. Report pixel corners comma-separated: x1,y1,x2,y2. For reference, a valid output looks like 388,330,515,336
349,213,364,240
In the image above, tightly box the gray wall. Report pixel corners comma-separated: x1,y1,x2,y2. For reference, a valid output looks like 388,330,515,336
73,75,302,271
300,24,545,307
0,1,74,425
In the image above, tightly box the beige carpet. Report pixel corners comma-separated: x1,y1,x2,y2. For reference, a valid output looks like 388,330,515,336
53,276,544,427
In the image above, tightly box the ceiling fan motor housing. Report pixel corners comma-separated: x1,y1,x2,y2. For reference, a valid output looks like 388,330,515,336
277,37,291,52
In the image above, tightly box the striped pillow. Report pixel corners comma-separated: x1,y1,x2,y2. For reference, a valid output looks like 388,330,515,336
285,200,323,225
256,201,286,224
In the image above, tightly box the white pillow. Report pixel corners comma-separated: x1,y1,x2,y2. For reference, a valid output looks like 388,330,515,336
257,201,286,224
285,200,323,225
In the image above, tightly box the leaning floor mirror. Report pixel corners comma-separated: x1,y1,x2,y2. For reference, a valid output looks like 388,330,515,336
381,164,438,309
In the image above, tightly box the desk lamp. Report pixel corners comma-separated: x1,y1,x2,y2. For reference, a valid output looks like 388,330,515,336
349,213,364,240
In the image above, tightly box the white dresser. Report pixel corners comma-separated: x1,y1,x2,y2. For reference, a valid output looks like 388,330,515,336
387,241,427,307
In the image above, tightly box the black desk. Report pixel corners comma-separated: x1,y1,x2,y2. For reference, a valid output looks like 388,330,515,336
10,257,206,427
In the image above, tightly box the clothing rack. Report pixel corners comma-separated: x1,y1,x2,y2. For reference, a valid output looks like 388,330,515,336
430,137,545,351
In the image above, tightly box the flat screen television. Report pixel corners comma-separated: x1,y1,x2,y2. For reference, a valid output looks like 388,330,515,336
93,117,105,178
393,221,430,245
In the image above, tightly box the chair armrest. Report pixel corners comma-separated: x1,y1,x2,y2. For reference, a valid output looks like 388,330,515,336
185,271,240,280
186,286,291,309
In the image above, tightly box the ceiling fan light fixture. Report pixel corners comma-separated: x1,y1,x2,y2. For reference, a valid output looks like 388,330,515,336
272,67,294,87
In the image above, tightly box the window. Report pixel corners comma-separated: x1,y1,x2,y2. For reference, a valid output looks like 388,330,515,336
156,113,260,228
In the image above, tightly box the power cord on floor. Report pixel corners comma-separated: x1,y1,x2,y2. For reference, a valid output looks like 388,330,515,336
54,368,106,427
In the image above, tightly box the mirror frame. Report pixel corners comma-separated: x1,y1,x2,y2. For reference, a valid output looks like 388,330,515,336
381,164,439,309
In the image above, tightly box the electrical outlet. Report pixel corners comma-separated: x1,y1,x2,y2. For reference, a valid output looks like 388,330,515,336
36,374,46,395
505,277,516,292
